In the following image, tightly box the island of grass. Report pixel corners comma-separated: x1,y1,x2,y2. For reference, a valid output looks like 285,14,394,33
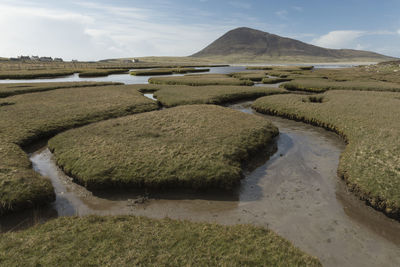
0,81,121,97
0,69,76,79
149,73,254,86
0,216,321,266
0,84,158,215
130,67,209,76
262,77,292,84
230,71,268,81
246,66,314,71
48,105,278,190
78,69,130,77
252,90,400,220
281,78,400,93
137,84,288,107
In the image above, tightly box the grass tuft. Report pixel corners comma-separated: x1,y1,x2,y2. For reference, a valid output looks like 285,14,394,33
131,68,209,76
149,74,254,86
0,215,322,266
48,105,279,190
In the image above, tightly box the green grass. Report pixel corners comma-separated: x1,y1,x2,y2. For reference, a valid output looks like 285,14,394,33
262,77,292,84
252,90,400,220
281,79,400,93
131,68,209,76
230,71,268,81
149,74,254,86
48,105,278,190
77,69,129,77
0,85,158,215
0,215,321,266
0,82,121,97
295,66,400,84
0,69,76,79
247,66,314,71
138,84,288,107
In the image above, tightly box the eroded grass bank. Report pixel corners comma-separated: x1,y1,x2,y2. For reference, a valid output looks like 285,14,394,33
0,81,121,97
137,84,288,107
149,74,254,86
282,79,400,93
252,90,400,220
48,105,278,190
0,216,321,266
0,85,158,215
131,67,210,76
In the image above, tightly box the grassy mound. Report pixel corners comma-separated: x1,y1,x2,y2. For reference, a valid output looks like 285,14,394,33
149,74,254,86
0,85,158,215
247,66,314,71
78,69,129,77
48,105,278,190
0,216,321,266
0,69,76,79
282,79,400,93
139,84,288,107
0,82,120,97
262,77,292,84
131,68,209,76
252,91,400,220
230,71,268,81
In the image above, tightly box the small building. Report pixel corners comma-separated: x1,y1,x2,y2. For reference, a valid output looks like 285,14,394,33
71,59,78,62
54,58,63,62
39,57,53,62
19,56,31,61
132,58,139,63
31,56,40,61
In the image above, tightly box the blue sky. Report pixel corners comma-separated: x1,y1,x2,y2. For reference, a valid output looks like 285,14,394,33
0,0,399,60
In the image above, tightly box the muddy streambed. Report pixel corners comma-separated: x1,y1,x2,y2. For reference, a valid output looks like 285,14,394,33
1,99,399,266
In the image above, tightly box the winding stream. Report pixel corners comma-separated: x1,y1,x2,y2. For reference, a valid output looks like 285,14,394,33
0,68,399,266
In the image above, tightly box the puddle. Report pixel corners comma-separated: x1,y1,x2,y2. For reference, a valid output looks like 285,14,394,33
143,93,157,101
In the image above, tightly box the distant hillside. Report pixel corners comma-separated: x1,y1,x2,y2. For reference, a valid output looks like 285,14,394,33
191,27,396,63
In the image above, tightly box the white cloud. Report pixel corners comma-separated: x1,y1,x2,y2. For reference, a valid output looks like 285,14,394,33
291,6,303,12
398,29,400,35
229,2,252,10
275,10,288,19
312,30,365,49
0,2,231,60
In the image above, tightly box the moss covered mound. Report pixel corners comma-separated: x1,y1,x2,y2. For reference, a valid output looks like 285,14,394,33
262,77,292,84
149,74,254,86
139,84,288,107
49,105,278,190
78,69,129,77
282,79,400,93
0,69,76,79
0,85,158,215
247,66,314,71
230,71,268,81
0,216,321,266
252,91,400,220
0,81,121,97
131,68,209,76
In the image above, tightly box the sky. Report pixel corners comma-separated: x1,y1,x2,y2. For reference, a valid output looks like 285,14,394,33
0,0,399,61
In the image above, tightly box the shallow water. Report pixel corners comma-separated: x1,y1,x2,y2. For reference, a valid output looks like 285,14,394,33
0,66,248,84
0,64,355,84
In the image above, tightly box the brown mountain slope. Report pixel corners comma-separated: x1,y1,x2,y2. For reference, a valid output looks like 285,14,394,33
191,27,396,62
